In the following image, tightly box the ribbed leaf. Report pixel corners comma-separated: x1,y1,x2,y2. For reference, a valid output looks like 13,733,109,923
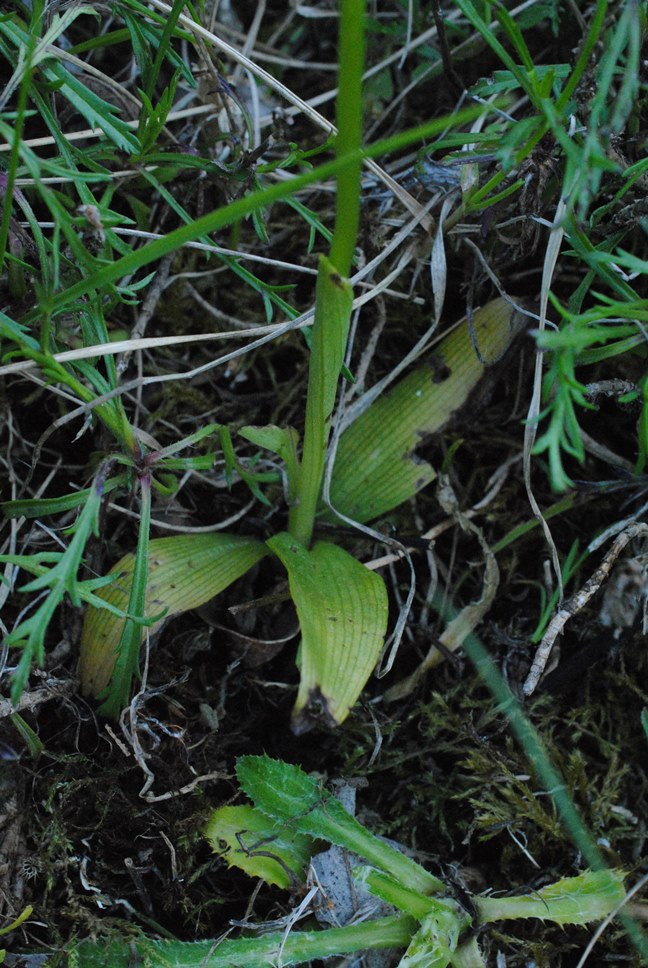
289,254,354,547
327,298,523,523
267,533,388,732
80,533,267,697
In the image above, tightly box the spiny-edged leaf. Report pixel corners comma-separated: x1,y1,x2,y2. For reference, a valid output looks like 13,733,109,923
477,869,626,926
204,805,314,888
267,532,388,733
397,905,464,968
80,534,267,697
237,755,444,896
327,298,524,523
68,915,418,967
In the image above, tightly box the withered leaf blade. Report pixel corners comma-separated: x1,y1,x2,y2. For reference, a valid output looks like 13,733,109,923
327,297,524,524
80,533,267,697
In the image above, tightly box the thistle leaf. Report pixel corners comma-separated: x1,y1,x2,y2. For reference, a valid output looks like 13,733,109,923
204,804,314,888
236,755,444,895
477,869,626,926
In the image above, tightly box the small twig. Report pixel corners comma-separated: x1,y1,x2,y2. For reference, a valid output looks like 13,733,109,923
142,770,227,803
431,0,466,93
383,474,500,702
522,522,648,696
0,676,77,718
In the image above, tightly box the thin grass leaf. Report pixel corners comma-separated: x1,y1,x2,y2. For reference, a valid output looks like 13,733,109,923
10,106,484,329
0,4,98,106
1,475,127,518
453,0,537,104
0,18,140,153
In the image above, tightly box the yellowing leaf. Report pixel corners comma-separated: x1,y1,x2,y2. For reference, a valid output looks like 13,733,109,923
327,297,523,523
80,534,267,697
267,533,388,733
204,804,313,888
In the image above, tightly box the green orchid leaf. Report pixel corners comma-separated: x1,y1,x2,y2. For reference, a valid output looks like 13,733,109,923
327,298,524,523
289,254,354,547
204,804,314,889
80,533,267,698
267,532,388,732
95,478,154,719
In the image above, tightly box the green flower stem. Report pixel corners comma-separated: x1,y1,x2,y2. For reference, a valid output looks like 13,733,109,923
329,0,365,278
0,2,38,272
288,0,365,546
